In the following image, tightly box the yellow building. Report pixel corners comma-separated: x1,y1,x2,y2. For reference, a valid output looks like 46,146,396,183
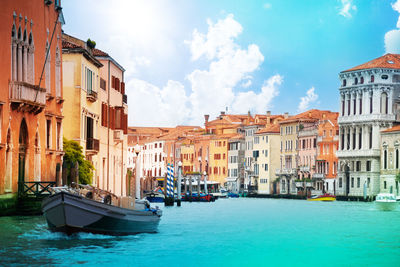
180,141,195,174
95,47,128,196
254,124,281,194
62,34,102,187
209,134,232,186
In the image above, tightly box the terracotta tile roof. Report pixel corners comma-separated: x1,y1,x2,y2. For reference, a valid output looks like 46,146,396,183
382,125,400,133
256,124,280,134
343,54,400,72
279,109,332,124
92,48,109,57
62,40,81,49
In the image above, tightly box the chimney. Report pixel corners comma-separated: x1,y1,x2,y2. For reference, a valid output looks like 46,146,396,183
221,111,225,115
308,112,312,118
266,111,271,125
284,112,289,119
204,114,209,123
266,111,271,116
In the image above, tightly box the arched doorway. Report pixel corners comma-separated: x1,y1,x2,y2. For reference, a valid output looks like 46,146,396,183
18,119,28,195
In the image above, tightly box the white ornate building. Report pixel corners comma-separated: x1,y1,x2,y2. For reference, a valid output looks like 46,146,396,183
337,54,400,198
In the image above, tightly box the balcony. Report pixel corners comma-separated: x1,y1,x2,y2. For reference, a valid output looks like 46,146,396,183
295,181,304,188
312,173,325,179
336,149,380,158
86,138,99,154
9,81,46,114
338,114,395,124
275,168,297,175
305,181,314,187
114,129,124,143
86,90,98,102
299,166,310,172
123,94,128,104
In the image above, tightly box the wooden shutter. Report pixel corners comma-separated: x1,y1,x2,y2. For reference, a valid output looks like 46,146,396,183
121,82,125,95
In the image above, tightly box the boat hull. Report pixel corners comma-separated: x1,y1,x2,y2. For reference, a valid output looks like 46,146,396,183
307,197,336,201
375,201,397,211
42,192,161,236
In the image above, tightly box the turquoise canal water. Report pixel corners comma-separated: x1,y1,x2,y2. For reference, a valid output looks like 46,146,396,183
0,198,399,266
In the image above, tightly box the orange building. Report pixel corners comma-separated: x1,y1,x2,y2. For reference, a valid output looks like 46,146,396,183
315,112,339,194
0,0,64,203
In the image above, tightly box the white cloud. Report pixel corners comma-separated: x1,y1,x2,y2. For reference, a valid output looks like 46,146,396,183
127,14,283,126
385,0,400,53
338,0,357,18
232,75,283,114
126,79,189,127
185,14,243,61
263,3,272,9
298,87,318,112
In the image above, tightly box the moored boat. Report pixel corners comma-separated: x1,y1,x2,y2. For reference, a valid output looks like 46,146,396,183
375,193,398,211
145,187,165,203
307,193,336,201
42,187,162,236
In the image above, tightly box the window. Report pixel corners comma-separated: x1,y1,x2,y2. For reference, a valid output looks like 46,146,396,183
347,98,350,115
381,75,388,80
351,177,354,188
384,181,387,189
357,177,360,188
366,161,371,171
254,136,260,144
384,150,388,169
56,121,61,150
342,99,345,116
46,119,51,149
339,178,342,188
356,161,361,171
343,79,346,87
86,68,93,93
360,77,364,84
367,177,370,188
371,75,374,83
358,129,362,149
354,77,358,85
100,78,106,90
369,128,372,149
265,164,268,171
370,93,373,114
396,149,399,169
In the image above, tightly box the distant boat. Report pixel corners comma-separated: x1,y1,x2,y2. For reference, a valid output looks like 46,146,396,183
375,193,398,211
42,186,162,236
307,193,336,201
145,187,165,203
227,192,239,198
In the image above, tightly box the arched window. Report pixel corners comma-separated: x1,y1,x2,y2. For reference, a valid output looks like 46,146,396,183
354,77,358,85
360,77,364,84
384,150,388,169
28,32,35,83
343,79,346,87
371,75,375,83
381,92,388,114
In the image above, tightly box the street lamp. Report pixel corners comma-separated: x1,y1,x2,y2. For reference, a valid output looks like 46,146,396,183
134,144,141,199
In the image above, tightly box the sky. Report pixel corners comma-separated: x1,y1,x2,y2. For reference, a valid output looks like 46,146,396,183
62,0,400,127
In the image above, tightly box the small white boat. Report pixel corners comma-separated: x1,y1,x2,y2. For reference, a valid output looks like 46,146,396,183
375,193,398,211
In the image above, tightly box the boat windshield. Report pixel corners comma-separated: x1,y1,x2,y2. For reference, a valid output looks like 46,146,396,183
377,195,396,201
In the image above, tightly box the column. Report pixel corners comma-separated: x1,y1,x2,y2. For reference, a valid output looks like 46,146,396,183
355,127,359,150
349,127,353,151
17,42,22,81
23,45,28,82
344,127,348,150
12,42,17,80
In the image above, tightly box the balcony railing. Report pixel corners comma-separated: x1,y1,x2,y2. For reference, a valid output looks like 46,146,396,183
86,138,99,153
312,173,325,179
9,81,46,114
114,129,124,142
86,90,98,102
299,166,310,172
275,168,297,175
